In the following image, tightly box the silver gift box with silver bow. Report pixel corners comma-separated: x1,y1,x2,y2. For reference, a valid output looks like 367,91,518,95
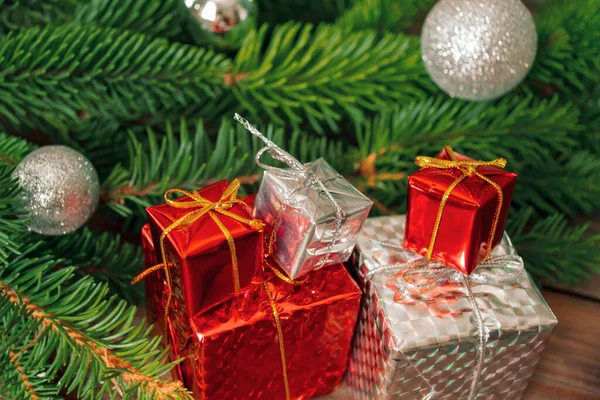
234,114,372,279
254,158,372,279
346,215,557,400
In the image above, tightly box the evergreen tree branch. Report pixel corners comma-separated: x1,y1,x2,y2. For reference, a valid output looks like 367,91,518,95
0,164,27,265
74,0,185,40
356,95,580,171
23,228,144,303
7,350,39,399
508,207,600,286
0,298,59,399
102,117,353,220
1,251,191,399
0,0,81,34
258,0,352,25
336,0,435,34
529,0,600,96
0,24,231,133
232,23,435,133
515,151,600,217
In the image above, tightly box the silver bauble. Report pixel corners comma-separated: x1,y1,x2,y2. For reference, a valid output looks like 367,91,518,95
185,0,253,34
12,146,100,235
421,0,537,101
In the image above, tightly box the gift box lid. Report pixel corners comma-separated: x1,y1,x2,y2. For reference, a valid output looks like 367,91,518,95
356,215,557,356
408,148,517,208
146,180,258,261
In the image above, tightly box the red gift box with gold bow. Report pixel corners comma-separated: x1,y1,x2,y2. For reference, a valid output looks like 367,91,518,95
142,179,265,320
140,223,361,399
140,188,361,399
178,261,361,399
404,146,517,275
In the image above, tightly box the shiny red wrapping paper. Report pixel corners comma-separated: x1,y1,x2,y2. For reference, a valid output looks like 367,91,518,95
142,195,362,399
180,262,361,399
404,148,517,275
146,180,264,316
142,224,188,381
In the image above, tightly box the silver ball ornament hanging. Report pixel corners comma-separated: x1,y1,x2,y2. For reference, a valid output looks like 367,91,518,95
12,146,100,235
183,0,256,49
421,0,537,101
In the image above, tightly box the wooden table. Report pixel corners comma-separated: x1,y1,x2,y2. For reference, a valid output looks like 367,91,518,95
320,289,600,399
522,290,600,399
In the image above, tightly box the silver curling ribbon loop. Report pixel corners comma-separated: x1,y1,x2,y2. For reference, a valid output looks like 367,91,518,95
234,113,345,269
233,113,304,172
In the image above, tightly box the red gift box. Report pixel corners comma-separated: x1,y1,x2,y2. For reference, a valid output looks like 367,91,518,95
404,147,517,275
141,223,190,382
146,180,264,318
176,262,361,400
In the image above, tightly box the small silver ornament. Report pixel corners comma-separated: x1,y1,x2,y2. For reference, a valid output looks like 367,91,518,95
421,0,537,101
183,0,256,48
12,146,100,235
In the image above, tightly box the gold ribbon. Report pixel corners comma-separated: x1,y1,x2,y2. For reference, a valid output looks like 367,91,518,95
263,281,291,400
132,179,265,319
415,146,507,264
134,179,304,400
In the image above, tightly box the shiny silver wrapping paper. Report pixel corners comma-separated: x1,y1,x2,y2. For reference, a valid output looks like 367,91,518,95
253,158,372,279
346,216,557,400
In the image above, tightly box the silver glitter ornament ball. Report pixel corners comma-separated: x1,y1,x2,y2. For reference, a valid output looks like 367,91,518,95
12,146,100,235
421,0,537,101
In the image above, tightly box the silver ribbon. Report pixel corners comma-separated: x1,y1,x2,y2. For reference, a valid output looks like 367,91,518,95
234,114,345,269
364,237,524,400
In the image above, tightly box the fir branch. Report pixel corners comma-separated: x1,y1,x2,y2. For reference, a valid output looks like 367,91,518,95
0,298,59,399
508,207,600,286
0,131,36,166
529,0,600,95
258,0,352,24
102,117,352,219
233,23,435,133
0,24,231,133
352,95,596,217
0,164,27,265
336,0,435,34
75,0,185,40
515,151,600,217
355,95,580,182
0,252,191,399
0,0,81,34
24,228,144,303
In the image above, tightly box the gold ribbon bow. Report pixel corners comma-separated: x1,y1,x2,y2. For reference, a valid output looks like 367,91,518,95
415,146,507,264
132,179,264,319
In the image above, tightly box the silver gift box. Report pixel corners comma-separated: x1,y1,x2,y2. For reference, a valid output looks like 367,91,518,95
346,215,557,400
253,158,372,279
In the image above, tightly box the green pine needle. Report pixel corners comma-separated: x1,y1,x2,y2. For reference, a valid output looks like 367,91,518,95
508,207,600,286
233,23,435,133
0,250,191,399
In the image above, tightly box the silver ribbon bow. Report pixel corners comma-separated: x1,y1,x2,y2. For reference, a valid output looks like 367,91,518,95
364,238,524,400
234,114,345,268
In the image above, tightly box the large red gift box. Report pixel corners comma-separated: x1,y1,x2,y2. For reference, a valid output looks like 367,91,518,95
141,225,362,399
404,147,517,274
146,180,264,317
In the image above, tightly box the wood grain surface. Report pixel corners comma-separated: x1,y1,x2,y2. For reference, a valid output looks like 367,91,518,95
522,291,600,400
320,290,600,400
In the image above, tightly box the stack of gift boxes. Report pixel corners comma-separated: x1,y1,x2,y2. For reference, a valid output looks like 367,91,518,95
138,116,557,400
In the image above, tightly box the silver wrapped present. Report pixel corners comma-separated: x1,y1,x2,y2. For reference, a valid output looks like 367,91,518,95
346,215,557,400
235,114,373,279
